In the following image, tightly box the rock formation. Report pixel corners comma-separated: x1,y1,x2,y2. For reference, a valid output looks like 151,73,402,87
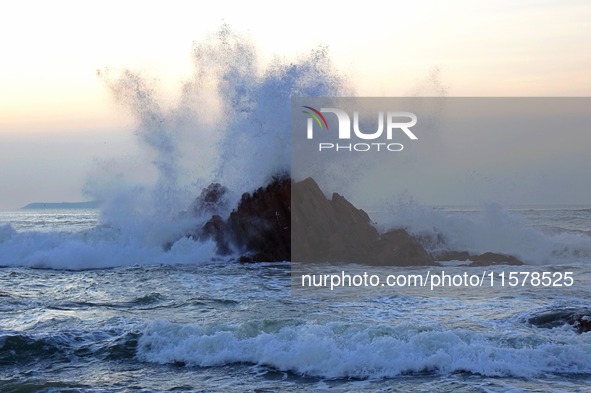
197,175,291,262
185,176,434,265
189,182,229,217
435,251,524,266
227,175,291,262
180,175,522,268
291,177,434,266
528,308,591,334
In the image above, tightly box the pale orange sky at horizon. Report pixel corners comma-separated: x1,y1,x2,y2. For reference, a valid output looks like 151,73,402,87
1,0,590,209
1,0,590,134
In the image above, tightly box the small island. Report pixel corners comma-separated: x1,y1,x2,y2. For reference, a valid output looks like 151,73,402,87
21,201,100,210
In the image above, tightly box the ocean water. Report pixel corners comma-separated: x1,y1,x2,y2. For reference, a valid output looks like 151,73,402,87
3,27,591,392
1,207,591,392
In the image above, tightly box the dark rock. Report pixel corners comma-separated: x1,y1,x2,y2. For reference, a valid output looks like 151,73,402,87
189,183,229,216
528,308,591,334
182,176,514,268
468,252,523,266
189,176,290,261
201,214,231,255
435,251,471,262
374,229,435,266
292,177,434,266
435,250,523,266
185,176,434,265
226,175,291,262
187,176,290,261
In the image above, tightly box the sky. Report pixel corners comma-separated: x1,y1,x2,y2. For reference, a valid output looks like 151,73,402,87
1,0,590,209
293,97,591,209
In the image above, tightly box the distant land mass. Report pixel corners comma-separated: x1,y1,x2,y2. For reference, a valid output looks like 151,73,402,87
21,201,100,210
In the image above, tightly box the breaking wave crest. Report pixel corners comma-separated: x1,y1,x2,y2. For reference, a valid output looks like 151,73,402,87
137,319,591,379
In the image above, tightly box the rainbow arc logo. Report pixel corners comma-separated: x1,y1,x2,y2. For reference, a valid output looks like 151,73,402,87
300,103,418,152
302,106,328,129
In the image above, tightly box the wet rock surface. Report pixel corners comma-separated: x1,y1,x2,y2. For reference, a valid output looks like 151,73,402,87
528,308,591,334
199,175,291,262
292,178,434,266
180,176,526,268
435,251,524,266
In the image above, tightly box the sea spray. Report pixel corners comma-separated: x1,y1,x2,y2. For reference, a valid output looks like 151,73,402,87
372,196,591,265
0,26,349,269
91,25,350,246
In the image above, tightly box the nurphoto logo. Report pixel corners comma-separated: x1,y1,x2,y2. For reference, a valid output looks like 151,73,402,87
302,106,418,152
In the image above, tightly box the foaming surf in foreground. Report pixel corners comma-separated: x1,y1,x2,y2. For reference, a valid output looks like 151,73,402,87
1,263,590,392
137,318,591,379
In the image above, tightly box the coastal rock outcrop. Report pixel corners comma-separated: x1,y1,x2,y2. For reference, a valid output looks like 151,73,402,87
182,176,523,268
189,182,229,216
435,251,524,266
291,177,434,266
528,308,591,334
227,176,291,262
197,175,291,262
189,176,433,266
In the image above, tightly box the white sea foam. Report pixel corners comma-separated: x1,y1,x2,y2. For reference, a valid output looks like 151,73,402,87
137,319,591,379
0,223,218,269
375,199,591,265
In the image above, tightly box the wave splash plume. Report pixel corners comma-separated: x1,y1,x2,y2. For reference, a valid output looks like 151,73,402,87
0,26,348,269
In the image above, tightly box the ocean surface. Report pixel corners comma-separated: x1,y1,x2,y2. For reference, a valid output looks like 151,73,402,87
1,207,591,392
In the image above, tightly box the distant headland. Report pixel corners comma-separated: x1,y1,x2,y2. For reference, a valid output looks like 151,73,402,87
21,201,100,210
